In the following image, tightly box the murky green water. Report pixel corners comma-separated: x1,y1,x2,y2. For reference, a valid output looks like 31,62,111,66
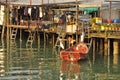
0,38,120,80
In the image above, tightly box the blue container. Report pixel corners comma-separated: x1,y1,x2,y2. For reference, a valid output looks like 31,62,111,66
113,19,120,23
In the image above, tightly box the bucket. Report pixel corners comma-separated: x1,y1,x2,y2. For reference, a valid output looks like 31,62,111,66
113,19,120,23
107,19,112,23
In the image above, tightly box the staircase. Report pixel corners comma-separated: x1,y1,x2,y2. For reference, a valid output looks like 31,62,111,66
84,24,93,52
26,31,36,47
10,28,18,41
54,25,67,49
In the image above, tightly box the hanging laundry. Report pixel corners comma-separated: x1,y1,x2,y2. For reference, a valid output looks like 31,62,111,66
24,7,28,16
28,8,31,16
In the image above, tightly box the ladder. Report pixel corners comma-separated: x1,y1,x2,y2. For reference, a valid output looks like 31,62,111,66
84,25,93,52
54,25,67,49
26,31,36,47
10,28,18,41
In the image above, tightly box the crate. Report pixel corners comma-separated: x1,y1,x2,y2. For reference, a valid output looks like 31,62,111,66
66,24,77,33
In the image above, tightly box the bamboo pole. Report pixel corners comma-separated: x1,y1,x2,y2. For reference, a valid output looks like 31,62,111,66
75,0,78,43
5,0,10,42
109,1,112,19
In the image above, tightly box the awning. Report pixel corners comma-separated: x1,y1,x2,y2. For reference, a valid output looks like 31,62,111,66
69,7,99,14
83,7,99,14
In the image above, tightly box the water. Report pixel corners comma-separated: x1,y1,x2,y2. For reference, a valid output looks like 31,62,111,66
0,39,120,80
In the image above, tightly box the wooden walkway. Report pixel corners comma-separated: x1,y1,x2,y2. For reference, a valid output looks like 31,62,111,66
88,27,120,39
87,27,120,56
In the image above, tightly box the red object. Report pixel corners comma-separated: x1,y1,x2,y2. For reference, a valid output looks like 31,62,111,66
107,19,112,23
60,42,88,62
60,61,80,74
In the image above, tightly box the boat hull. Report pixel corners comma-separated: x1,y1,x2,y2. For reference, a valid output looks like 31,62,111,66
60,42,88,62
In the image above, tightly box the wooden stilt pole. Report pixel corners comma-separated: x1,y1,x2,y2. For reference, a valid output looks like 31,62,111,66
75,0,78,43
10,27,11,40
104,39,108,55
108,39,110,55
37,32,40,49
113,54,118,65
1,26,5,39
7,27,10,41
113,39,119,55
96,38,99,52
20,29,22,42
93,38,96,53
99,38,104,55
44,31,46,46
92,38,95,64
52,33,55,48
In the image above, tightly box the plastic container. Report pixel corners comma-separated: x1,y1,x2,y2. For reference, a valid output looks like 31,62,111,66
107,19,112,23
96,17,102,23
113,19,120,23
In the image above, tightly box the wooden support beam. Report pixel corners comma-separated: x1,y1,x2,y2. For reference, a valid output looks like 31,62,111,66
113,39,119,55
104,39,108,55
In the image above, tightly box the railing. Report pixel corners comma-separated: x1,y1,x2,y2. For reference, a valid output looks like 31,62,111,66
88,26,120,39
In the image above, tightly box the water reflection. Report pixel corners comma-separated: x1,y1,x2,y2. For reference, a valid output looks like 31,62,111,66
0,39,120,80
0,38,5,77
0,49,5,77
60,60,91,80
60,61,80,80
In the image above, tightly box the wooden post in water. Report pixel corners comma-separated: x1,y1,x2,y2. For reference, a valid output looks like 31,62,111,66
5,0,10,41
99,38,104,55
1,25,5,39
92,38,95,64
52,33,55,48
75,0,78,43
96,38,99,52
44,31,46,45
10,27,11,40
93,38,96,53
104,39,108,55
37,33,40,49
113,54,118,65
108,39,110,55
20,29,22,42
113,39,119,55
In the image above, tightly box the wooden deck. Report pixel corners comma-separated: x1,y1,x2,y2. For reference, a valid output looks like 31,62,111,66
7,25,35,29
88,28,120,39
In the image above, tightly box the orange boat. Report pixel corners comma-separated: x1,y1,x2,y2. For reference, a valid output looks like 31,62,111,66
60,42,89,62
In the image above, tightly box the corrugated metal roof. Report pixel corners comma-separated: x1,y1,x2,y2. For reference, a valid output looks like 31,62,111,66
9,0,85,5
1,0,120,10
0,0,106,5
1,0,118,5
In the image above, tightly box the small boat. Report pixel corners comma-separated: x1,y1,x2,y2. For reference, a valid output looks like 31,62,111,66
60,42,89,62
